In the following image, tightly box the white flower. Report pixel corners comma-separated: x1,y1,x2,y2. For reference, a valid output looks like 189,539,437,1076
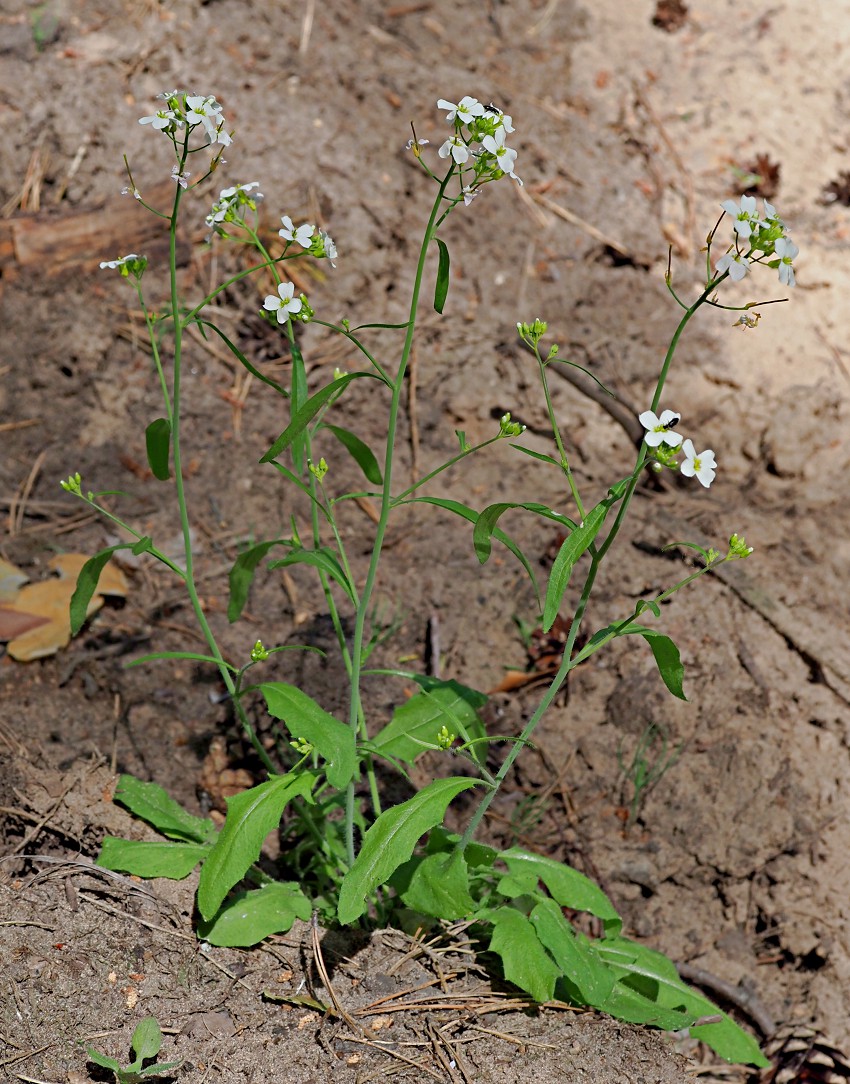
121,186,142,200
438,136,470,164
437,96,486,124
171,165,190,189
318,228,337,266
185,94,223,139
462,185,479,206
639,409,683,448
680,438,716,488
774,236,798,287
405,137,430,150
279,215,315,246
139,109,177,131
484,104,515,133
99,254,139,270
481,128,521,183
715,250,750,282
720,194,761,240
263,282,303,323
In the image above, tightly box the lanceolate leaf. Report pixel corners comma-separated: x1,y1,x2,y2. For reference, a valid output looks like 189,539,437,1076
260,373,381,464
434,237,450,313
145,417,171,481
501,847,622,935
372,678,487,766
112,774,217,844
98,838,209,880
542,503,607,633
323,424,383,485
197,770,316,920
69,545,135,636
228,540,287,622
337,777,478,923
583,622,686,701
260,683,357,789
596,937,768,1067
473,502,578,565
268,548,357,607
402,496,541,607
197,882,312,947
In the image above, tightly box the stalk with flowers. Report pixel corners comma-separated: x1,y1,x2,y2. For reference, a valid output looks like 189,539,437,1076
60,90,799,1068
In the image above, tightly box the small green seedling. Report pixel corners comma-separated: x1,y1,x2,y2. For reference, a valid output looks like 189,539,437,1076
87,1016,181,1083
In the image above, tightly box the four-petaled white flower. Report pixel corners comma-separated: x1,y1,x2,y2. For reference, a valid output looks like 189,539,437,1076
481,127,520,182
774,236,798,287
139,109,178,131
185,94,223,139
715,250,750,281
263,282,303,323
171,165,190,189
639,409,683,448
439,136,470,164
462,185,479,206
680,439,717,488
99,254,139,270
437,96,486,124
721,194,761,239
280,215,314,246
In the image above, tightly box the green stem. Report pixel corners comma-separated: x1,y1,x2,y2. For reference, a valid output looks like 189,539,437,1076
342,166,454,864
536,350,585,522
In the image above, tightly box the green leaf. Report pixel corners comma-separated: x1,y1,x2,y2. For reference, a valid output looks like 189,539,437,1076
400,852,475,919
131,1017,163,1061
196,319,289,398
323,424,383,485
434,237,450,313
402,496,541,608
228,539,287,623
145,417,171,481
473,502,578,565
501,847,622,935
86,1048,122,1073
260,683,357,789
596,938,768,1066
98,838,209,880
628,624,686,701
529,896,615,1005
542,485,626,633
488,906,561,1003
268,547,357,607
426,826,498,869
197,770,316,920
260,373,380,464
337,776,478,923
112,775,216,844
197,882,312,947
125,651,238,672
69,544,134,637
510,445,563,468
372,678,487,766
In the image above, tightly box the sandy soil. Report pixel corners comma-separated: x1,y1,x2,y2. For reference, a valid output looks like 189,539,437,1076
2,1,850,1081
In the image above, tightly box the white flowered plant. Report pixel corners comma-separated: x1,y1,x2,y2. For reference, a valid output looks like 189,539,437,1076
75,91,795,1072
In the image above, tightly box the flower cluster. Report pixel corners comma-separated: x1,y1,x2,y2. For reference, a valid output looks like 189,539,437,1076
423,96,521,200
139,91,232,148
206,181,263,232
715,195,798,286
639,409,717,488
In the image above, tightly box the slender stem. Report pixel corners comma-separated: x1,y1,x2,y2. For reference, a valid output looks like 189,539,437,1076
342,167,454,863
536,351,585,522
393,436,500,503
